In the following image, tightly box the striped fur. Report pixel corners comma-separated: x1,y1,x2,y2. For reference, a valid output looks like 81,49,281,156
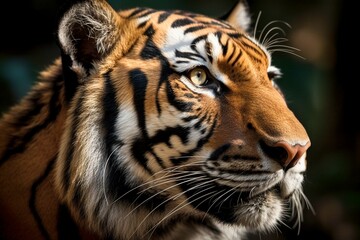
0,0,311,239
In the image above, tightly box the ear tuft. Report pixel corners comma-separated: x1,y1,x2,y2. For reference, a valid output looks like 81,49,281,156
58,0,121,70
219,0,251,33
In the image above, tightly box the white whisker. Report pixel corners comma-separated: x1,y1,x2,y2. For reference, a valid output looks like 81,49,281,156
268,49,306,60
265,37,289,48
299,190,315,215
127,175,211,239
253,11,262,38
123,174,207,219
102,145,122,205
267,44,302,52
146,181,219,239
109,161,205,205
261,26,287,45
258,20,291,44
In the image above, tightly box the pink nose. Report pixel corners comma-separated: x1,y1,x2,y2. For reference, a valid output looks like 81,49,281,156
260,140,311,170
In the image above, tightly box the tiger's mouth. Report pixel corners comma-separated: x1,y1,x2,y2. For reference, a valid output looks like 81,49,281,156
213,171,301,201
173,167,305,230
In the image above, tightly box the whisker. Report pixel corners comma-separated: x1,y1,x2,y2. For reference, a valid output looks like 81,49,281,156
127,175,211,239
102,145,122,205
265,37,289,49
123,174,207,219
268,49,306,60
125,172,205,218
200,188,230,221
253,11,262,39
261,26,287,45
299,189,315,215
216,179,253,212
109,161,205,204
267,44,302,52
258,20,291,44
263,32,280,47
146,180,220,239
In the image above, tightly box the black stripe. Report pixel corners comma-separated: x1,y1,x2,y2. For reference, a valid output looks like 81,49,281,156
221,154,259,162
170,117,218,165
227,47,236,64
129,69,153,171
221,169,271,175
190,35,208,52
130,69,148,138
29,157,56,240
156,58,173,116
0,76,62,166
140,26,160,60
137,9,157,19
209,144,231,160
137,26,172,116
166,80,194,113
137,21,147,29
194,115,207,130
57,204,81,240
171,18,194,28
241,40,264,56
182,115,198,122
231,49,242,67
175,60,190,64
175,50,206,62
184,25,204,34
222,38,229,56
228,32,244,39
128,8,149,18
103,71,123,150
158,12,170,23
152,126,190,146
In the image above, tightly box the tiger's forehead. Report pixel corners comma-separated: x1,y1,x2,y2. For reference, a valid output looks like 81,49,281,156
120,8,271,83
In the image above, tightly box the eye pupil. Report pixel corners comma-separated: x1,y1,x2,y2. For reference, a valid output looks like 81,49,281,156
190,68,207,86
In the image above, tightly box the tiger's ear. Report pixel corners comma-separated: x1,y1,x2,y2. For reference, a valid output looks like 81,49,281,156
219,0,251,33
57,0,122,71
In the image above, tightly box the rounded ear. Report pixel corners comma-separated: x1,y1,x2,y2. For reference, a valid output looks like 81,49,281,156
57,0,121,70
219,0,251,33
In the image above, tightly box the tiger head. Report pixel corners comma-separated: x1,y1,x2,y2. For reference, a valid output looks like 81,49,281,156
55,0,311,238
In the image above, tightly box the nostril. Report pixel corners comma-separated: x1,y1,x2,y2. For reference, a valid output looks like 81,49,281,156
260,140,310,170
260,140,289,165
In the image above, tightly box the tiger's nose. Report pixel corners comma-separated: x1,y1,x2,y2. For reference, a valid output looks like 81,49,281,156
260,140,311,170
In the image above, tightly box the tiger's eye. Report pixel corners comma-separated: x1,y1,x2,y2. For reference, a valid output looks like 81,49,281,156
190,68,207,86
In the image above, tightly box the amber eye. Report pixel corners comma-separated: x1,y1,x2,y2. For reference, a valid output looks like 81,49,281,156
189,68,207,86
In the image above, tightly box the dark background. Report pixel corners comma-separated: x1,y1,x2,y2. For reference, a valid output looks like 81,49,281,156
0,0,358,240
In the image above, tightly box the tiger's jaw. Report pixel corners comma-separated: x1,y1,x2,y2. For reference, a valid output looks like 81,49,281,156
232,159,307,232
176,150,308,232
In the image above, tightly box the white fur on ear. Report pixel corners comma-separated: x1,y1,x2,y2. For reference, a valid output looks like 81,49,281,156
58,0,121,67
223,0,251,33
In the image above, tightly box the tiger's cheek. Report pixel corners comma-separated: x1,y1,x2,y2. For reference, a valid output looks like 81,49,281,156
145,74,220,163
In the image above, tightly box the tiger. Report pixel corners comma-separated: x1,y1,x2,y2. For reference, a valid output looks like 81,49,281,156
0,0,312,239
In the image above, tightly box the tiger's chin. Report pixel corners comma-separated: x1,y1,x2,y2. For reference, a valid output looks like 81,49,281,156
208,174,305,233
233,188,284,232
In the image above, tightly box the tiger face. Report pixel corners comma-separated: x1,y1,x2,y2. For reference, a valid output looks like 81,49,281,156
55,0,310,238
